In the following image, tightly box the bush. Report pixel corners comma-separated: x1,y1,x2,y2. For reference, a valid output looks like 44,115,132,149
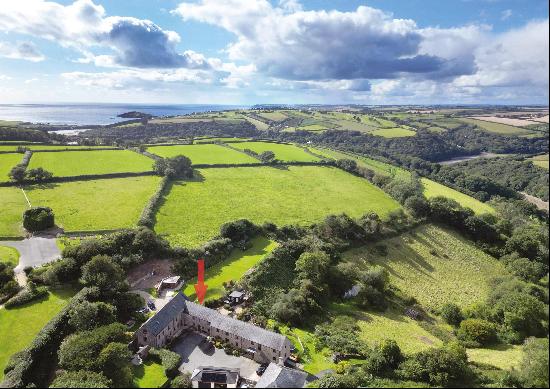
26,168,53,182
457,319,497,347
154,156,193,178
80,255,127,292
68,300,117,331
440,303,463,326
171,373,192,388
4,282,48,308
50,370,112,388
517,337,549,388
150,348,182,379
23,207,55,232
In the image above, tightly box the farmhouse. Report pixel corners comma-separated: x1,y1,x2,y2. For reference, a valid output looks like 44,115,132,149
191,366,240,388
256,363,308,388
135,293,292,364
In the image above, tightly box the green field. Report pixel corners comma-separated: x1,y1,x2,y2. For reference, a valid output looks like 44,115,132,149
24,176,161,232
467,344,523,370
28,150,154,177
530,154,549,169
0,187,27,237
183,236,276,302
0,145,109,152
256,111,288,121
344,224,508,310
0,245,19,266
422,178,495,215
242,115,270,130
133,361,167,388
460,118,535,136
370,127,416,138
0,153,22,181
194,137,250,143
147,144,257,164
155,166,401,247
0,288,76,381
231,142,320,162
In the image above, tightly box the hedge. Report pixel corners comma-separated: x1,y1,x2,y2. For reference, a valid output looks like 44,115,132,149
138,176,171,228
4,285,49,308
149,348,182,379
0,171,156,187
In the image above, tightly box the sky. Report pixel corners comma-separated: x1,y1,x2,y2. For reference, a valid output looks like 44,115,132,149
0,0,548,105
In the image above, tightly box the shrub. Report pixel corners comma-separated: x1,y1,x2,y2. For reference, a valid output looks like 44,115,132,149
80,255,127,292
150,348,182,379
154,156,193,178
4,282,48,308
50,370,112,388
457,319,497,347
171,373,192,388
517,337,549,388
23,207,55,232
440,303,463,326
68,300,117,331
26,168,53,182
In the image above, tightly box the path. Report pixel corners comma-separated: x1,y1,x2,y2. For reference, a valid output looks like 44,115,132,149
2,237,61,274
521,192,549,212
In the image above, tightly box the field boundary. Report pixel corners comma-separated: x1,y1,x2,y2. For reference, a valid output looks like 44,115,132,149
0,147,120,154
192,161,333,169
0,171,156,187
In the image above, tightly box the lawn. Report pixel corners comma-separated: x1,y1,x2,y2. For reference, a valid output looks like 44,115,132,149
460,118,535,136
155,166,401,247
0,287,76,381
422,178,495,215
28,150,154,177
467,344,523,370
0,153,22,182
0,245,19,266
0,187,28,237
344,224,508,310
183,236,276,302
0,145,108,152
146,144,257,164
370,127,416,138
231,142,320,162
530,154,549,169
132,361,167,388
24,176,161,232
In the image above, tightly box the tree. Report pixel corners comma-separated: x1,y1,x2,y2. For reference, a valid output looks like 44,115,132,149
9,165,27,182
68,301,117,331
98,342,133,387
335,159,357,172
26,167,53,182
258,150,275,163
295,251,330,283
517,338,549,388
356,267,389,311
154,156,193,178
171,373,192,388
80,255,127,292
404,195,430,218
50,370,112,388
22,207,55,232
457,319,497,347
440,303,463,326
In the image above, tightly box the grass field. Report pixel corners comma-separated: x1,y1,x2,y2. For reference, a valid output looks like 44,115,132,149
0,287,76,381
344,224,508,310
242,115,270,130
28,150,154,177
370,127,416,138
231,142,320,162
0,245,19,266
183,236,276,302
24,176,161,232
530,154,549,169
0,187,27,237
422,178,495,215
0,145,109,152
467,344,523,370
147,144,257,164
256,111,288,121
133,361,167,388
460,118,535,136
0,153,22,181
155,166,401,247
194,137,250,143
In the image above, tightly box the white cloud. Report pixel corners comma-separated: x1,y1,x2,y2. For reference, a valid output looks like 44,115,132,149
0,41,45,62
0,75,12,81
501,9,513,21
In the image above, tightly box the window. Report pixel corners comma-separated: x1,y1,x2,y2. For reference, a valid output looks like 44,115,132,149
258,345,261,351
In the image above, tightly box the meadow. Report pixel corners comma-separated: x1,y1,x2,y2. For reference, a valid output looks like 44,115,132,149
370,127,416,138
530,154,549,169
460,118,535,136
24,176,161,232
0,245,19,266
0,145,109,152
0,287,76,381
467,344,523,370
242,115,270,130
256,111,288,121
155,166,401,247
28,150,154,177
183,236,276,302
344,224,508,310
146,144,257,164
0,153,22,181
0,187,28,237
422,178,495,215
231,141,320,162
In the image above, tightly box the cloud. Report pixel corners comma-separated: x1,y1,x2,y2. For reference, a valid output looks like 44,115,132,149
173,1,475,81
0,75,12,81
0,0,208,69
501,9,513,21
0,41,45,62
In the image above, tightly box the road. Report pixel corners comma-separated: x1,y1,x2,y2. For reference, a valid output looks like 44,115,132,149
2,237,61,274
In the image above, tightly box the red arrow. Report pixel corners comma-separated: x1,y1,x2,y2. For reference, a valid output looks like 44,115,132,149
194,258,208,305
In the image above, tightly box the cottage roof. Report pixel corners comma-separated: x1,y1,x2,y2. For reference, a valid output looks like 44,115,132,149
229,290,245,298
191,366,239,384
256,363,308,388
141,292,188,336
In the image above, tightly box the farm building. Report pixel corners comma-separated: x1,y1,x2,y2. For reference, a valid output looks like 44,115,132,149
191,366,240,388
135,293,292,364
255,363,308,388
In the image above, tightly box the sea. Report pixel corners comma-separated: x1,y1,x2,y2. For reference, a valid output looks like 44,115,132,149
0,103,249,126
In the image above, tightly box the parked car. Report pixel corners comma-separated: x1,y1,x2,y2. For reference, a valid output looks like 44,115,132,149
256,365,267,376
137,307,149,314
147,302,156,311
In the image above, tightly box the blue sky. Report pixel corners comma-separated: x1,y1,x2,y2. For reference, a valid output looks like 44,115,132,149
0,0,548,104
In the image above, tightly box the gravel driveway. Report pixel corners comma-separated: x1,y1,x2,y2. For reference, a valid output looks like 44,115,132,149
2,237,60,273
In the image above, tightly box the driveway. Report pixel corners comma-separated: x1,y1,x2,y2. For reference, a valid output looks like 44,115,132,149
2,237,60,273
172,332,260,380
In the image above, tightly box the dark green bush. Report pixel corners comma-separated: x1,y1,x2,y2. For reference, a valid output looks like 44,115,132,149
23,207,55,232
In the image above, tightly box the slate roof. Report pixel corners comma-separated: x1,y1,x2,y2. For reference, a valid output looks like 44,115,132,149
185,301,290,351
256,363,308,388
141,292,188,336
191,366,240,385
229,290,245,298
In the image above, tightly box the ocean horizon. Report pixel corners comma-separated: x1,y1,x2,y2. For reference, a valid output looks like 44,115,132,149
0,103,250,126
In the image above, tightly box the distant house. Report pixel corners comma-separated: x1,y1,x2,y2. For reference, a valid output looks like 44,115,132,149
135,293,292,364
256,363,308,388
191,366,240,388
228,290,245,305
157,276,181,293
